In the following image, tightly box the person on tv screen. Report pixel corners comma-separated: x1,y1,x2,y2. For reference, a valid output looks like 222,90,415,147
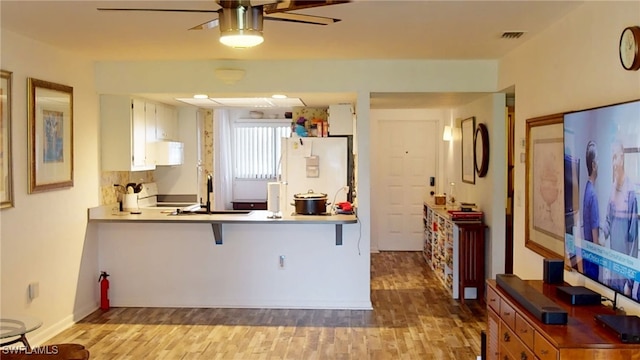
601,140,638,296
582,141,601,281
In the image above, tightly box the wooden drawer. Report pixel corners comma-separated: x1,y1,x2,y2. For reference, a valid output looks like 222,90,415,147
534,331,558,360
499,299,516,330
514,313,534,349
232,200,267,210
487,309,501,360
487,286,501,313
500,323,535,360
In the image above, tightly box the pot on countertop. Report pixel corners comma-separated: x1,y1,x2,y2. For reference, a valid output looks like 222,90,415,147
292,189,330,215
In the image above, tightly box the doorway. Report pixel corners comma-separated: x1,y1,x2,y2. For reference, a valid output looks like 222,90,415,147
505,103,515,273
372,115,439,251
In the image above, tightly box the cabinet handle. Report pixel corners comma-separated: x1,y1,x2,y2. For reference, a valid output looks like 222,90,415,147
503,332,510,342
519,328,528,334
503,311,511,316
520,351,527,360
489,298,496,302
540,349,548,355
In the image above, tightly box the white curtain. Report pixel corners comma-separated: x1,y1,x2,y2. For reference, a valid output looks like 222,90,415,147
214,109,234,210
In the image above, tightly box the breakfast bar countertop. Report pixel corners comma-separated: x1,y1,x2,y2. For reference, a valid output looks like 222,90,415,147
88,205,357,224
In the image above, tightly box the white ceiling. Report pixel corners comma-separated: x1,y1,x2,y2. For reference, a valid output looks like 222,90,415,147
1,0,583,108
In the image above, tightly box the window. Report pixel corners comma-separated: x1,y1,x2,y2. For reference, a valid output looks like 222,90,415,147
232,119,291,179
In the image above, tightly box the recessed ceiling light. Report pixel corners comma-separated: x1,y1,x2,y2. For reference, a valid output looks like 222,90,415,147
272,94,287,99
193,94,209,99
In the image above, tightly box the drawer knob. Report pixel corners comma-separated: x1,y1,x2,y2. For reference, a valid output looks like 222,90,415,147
250,204,254,208
503,332,510,342
520,351,528,360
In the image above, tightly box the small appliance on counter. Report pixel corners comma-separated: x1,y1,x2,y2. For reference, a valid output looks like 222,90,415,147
267,182,282,218
292,189,330,215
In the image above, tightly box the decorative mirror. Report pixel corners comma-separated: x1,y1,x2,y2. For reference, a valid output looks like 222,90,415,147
474,123,489,177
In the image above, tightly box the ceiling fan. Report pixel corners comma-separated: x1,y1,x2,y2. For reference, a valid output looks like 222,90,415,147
98,0,350,48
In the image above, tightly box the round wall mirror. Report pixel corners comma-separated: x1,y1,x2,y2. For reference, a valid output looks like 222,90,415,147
474,123,489,177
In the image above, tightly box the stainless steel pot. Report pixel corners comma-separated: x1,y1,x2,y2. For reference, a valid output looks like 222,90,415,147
292,189,330,215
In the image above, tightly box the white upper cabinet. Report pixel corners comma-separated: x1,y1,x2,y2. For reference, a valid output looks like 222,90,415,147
100,95,156,171
155,103,178,141
328,104,354,135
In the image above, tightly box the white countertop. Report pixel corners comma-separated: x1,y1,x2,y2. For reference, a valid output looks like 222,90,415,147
88,205,357,224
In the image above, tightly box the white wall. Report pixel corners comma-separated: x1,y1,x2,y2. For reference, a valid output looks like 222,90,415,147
451,94,507,278
0,31,100,344
499,2,640,315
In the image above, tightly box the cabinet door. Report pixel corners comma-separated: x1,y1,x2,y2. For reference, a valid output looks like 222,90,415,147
132,99,147,168
156,103,178,140
328,104,353,135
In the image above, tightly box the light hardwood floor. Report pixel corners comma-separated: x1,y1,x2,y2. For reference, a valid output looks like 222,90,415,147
46,252,486,359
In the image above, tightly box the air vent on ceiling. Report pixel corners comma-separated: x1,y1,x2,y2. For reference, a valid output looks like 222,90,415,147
501,31,525,39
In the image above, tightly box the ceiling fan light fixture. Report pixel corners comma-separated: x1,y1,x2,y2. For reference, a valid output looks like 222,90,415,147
219,31,264,48
218,5,264,48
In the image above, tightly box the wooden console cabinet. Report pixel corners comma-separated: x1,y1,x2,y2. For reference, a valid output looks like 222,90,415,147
486,279,640,360
423,203,486,301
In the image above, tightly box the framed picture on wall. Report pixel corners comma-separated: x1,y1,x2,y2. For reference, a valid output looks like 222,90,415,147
461,116,476,184
525,113,565,260
1,70,13,209
27,78,74,193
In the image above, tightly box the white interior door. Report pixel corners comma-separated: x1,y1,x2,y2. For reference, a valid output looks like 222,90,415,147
378,120,438,250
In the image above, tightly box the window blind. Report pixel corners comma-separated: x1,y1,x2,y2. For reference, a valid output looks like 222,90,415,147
233,120,291,179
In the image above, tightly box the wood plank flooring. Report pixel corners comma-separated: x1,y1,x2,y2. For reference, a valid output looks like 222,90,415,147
46,252,486,359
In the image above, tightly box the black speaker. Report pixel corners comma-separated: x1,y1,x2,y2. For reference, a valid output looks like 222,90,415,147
543,259,564,284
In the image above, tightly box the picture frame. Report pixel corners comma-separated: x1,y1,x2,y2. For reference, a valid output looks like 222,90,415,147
461,116,475,184
525,113,565,260
27,78,74,193
1,70,14,209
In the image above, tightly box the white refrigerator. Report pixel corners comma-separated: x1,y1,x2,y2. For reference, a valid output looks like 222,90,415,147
280,137,349,215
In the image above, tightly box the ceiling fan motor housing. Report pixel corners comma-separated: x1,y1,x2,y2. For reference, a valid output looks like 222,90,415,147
219,6,264,37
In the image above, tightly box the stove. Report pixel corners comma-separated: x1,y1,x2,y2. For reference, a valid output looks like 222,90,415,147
137,183,200,210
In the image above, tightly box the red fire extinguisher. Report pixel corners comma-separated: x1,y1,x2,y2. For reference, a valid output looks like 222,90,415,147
99,271,110,311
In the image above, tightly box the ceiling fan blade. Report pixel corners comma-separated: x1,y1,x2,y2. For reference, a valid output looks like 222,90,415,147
264,12,340,25
189,18,221,30
97,8,219,13
263,0,350,14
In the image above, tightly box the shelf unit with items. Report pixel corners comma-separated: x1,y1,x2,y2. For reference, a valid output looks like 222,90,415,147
423,202,486,301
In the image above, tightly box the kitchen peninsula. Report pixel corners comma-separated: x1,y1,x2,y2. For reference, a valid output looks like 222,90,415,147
88,207,369,309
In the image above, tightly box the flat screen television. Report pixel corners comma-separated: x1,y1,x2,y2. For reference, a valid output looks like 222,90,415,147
564,99,640,303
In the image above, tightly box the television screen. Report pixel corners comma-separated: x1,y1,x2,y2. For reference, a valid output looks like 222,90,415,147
564,99,640,302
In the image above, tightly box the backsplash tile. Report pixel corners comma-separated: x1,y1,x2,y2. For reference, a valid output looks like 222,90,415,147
100,170,155,205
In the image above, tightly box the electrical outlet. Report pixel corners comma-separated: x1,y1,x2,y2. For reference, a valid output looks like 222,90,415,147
279,255,286,269
28,282,40,300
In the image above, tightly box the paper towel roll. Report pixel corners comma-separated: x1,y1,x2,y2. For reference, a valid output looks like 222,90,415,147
267,182,281,214
123,194,139,211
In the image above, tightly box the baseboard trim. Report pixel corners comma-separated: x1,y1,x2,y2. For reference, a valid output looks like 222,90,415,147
28,302,98,347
